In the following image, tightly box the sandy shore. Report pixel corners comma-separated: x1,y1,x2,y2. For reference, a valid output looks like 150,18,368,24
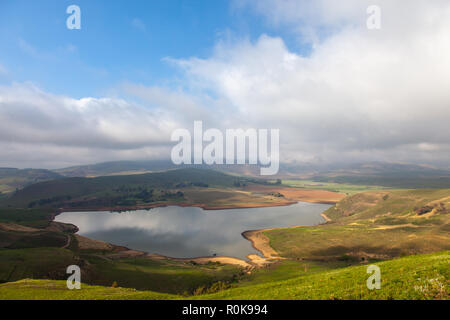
105,213,335,269
57,204,335,269
320,212,332,222
240,211,334,266
242,230,280,260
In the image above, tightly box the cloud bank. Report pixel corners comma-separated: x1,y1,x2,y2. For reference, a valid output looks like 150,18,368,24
1,0,450,168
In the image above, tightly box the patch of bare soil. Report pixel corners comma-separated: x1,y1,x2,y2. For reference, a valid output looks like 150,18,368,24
75,234,114,251
144,253,253,268
374,224,419,230
242,230,282,261
244,185,345,204
321,213,332,222
45,221,78,233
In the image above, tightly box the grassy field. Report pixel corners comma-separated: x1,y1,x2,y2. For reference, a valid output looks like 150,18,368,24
312,175,450,189
182,187,298,208
0,208,54,228
77,254,242,294
0,279,173,300
200,251,449,300
282,179,387,195
0,246,243,295
0,168,62,195
0,251,447,300
265,189,450,261
0,248,79,283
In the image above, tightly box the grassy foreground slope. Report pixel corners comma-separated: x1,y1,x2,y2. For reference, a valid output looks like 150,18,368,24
202,251,449,300
0,246,242,295
0,251,448,300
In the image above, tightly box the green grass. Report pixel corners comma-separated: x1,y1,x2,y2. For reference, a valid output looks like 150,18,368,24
0,248,79,283
0,230,68,249
0,208,54,228
265,189,450,262
0,279,174,300
312,175,450,189
0,168,62,195
79,254,242,294
200,251,449,300
282,179,387,195
0,247,243,295
0,251,448,300
235,259,354,287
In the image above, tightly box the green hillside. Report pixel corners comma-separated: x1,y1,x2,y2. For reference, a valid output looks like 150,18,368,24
1,168,257,209
308,162,450,188
54,160,177,177
0,168,62,196
0,251,447,300
0,247,241,295
265,189,450,261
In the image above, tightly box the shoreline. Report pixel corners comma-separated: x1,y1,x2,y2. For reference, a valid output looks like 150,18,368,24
320,212,332,222
240,210,333,266
54,200,335,269
55,197,337,214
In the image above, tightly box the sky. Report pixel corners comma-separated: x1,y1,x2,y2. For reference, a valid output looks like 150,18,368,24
0,0,450,169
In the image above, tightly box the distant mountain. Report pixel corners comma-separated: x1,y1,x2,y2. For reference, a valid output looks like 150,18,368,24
53,160,450,188
309,162,450,188
54,160,178,177
55,160,282,178
314,162,449,177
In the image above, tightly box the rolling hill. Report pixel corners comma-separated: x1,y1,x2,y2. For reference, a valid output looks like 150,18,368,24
54,160,450,188
265,189,450,261
0,168,260,209
309,162,450,188
0,168,62,196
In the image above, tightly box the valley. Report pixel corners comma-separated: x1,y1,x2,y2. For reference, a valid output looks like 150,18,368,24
0,167,448,300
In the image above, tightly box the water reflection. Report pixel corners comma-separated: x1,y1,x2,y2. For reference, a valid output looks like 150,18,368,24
56,202,330,260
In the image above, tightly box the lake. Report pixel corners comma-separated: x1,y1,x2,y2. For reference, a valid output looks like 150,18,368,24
56,202,331,260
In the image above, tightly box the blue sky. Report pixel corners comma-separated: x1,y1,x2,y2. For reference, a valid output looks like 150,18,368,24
1,0,449,169
0,0,301,98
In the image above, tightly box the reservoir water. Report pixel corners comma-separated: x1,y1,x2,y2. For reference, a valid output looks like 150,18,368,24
56,202,331,260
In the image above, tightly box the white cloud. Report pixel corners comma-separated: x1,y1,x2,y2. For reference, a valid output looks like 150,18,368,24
171,0,450,164
0,83,182,168
1,1,450,168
